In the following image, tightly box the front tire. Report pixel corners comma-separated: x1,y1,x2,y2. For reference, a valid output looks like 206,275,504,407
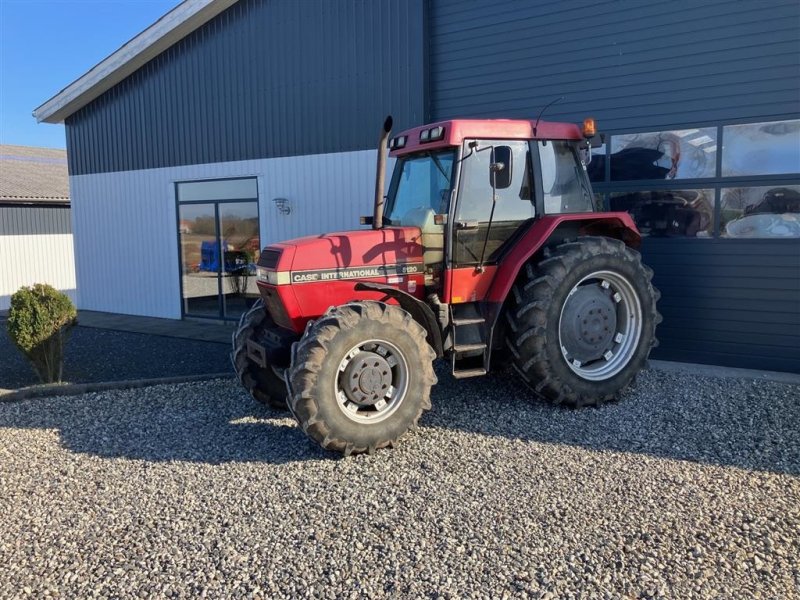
287,301,437,455
505,236,661,407
231,299,288,410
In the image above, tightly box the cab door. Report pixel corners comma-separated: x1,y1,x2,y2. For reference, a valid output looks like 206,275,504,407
445,139,536,304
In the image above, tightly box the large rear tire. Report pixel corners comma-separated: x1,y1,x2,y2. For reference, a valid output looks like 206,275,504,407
505,236,660,407
287,301,437,455
231,299,288,410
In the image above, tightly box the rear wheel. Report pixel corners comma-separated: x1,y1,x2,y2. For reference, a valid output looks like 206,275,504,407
231,299,288,410
287,301,437,455
505,236,660,406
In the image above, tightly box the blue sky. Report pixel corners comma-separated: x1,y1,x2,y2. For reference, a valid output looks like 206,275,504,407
0,0,178,149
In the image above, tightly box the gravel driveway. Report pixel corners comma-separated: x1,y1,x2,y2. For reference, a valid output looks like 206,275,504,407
1,368,798,598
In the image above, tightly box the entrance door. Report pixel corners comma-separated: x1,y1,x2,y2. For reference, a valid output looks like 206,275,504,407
177,178,260,321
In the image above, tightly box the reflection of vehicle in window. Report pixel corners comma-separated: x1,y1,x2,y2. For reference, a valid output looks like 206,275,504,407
198,240,256,274
725,187,800,238
610,190,713,237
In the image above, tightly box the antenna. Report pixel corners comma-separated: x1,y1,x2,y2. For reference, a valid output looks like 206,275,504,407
533,96,564,136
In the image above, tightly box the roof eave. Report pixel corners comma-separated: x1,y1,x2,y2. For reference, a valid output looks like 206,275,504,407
33,0,239,124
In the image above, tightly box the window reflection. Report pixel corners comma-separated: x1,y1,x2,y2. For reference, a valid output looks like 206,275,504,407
609,189,714,237
610,128,717,181
722,120,800,177
721,186,800,238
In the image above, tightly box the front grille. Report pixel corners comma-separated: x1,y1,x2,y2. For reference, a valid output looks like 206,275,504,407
258,249,282,269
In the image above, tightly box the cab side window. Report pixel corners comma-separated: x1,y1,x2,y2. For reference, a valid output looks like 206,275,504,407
454,140,534,265
539,140,593,213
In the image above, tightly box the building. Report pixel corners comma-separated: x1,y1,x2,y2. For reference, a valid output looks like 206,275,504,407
0,145,75,310
33,0,799,372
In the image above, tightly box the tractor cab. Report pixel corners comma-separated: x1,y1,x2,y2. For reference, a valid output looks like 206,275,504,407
382,119,600,305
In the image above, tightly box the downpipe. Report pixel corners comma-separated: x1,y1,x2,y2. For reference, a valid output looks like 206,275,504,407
373,115,393,230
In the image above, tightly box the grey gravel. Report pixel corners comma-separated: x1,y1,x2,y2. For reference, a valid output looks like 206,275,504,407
1,367,798,599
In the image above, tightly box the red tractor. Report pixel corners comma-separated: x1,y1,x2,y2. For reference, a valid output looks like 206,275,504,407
232,116,660,455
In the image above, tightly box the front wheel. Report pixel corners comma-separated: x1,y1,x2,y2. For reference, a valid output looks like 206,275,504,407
287,301,437,455
231,299,288,410
505,236,661,407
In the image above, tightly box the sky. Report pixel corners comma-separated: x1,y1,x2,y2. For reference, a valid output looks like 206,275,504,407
0,0,178,149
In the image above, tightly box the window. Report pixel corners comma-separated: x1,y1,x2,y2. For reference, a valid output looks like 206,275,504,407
454,140,533,265
722,120,800,177
591,119,800,240
610,128,717,181
539,140,593,213
385,150,455,225
609,189,714,238
721,185,800,238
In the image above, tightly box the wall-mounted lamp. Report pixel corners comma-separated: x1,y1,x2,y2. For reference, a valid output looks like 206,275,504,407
272,197,292,215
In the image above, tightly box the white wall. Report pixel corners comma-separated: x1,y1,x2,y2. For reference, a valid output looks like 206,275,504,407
69,149,379,318
0,233,77,311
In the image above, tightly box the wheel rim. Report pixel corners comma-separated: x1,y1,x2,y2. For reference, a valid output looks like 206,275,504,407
558,270,643,381
335,339,409,423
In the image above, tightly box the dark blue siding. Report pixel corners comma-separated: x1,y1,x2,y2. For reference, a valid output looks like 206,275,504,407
429,0,800,129
642,239,800,373
66,0,425,175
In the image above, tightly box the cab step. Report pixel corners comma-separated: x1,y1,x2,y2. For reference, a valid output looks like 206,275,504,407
452,368,487,379
452,317,485,326
453,343,487,354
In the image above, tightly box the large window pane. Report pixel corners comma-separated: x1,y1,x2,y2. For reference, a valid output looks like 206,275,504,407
721,120,800,177
179,203,221,317
721,185,800,238
220,202,261,319
610,128,717,181
609,189,715,237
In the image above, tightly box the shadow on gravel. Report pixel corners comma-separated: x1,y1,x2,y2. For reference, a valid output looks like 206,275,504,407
426,366,800,477
0,367,797,474
0,382,327,465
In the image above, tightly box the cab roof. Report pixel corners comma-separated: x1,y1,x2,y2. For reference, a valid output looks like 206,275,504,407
389,119,584,157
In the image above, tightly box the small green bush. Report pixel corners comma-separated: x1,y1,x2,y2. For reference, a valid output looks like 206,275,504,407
7,284,77,383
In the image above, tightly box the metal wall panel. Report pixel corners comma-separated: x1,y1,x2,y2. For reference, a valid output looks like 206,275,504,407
429,0,800,130
65,0,424,176
68,149,377,318
0,229,77,311
0,206,72,235
642,239,800,372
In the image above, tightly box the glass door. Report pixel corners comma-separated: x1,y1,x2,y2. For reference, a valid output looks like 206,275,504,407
219,202,260,319
176,178,260,320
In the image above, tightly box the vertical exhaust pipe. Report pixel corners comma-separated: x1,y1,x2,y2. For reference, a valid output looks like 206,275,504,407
373,115,393,230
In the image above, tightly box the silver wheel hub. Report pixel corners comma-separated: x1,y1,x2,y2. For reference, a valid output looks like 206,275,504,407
560,286,618,363
336,340,409,423
558,270,643,381
342,352,392,405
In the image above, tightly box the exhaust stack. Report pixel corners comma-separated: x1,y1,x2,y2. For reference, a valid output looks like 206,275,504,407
373,115,393,230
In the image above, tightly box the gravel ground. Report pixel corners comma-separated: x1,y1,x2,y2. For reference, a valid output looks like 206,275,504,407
0,319,230,390
1,367,798,599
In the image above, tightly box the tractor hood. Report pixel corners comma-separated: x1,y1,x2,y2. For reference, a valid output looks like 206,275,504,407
258,226,425,282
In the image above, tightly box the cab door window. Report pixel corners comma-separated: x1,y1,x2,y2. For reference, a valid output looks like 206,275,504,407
454,140,533,265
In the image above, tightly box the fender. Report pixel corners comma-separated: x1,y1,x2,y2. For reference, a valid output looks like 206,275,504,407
483,212,641,366
354,282,444,358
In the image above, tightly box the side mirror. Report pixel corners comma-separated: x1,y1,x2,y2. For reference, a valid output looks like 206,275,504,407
490,145,513,189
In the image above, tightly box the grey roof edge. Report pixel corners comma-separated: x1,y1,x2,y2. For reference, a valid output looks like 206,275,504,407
32,0,239,124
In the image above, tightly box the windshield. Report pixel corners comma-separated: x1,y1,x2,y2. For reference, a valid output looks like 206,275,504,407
384,150,456,225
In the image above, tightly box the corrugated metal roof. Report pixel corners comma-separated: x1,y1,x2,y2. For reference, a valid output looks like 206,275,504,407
0,145,69,205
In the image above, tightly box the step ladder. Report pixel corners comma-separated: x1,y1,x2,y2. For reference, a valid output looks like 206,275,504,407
450,303,488,379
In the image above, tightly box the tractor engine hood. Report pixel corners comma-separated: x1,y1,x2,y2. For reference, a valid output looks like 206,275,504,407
260,226,425,281
255,227,426,332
